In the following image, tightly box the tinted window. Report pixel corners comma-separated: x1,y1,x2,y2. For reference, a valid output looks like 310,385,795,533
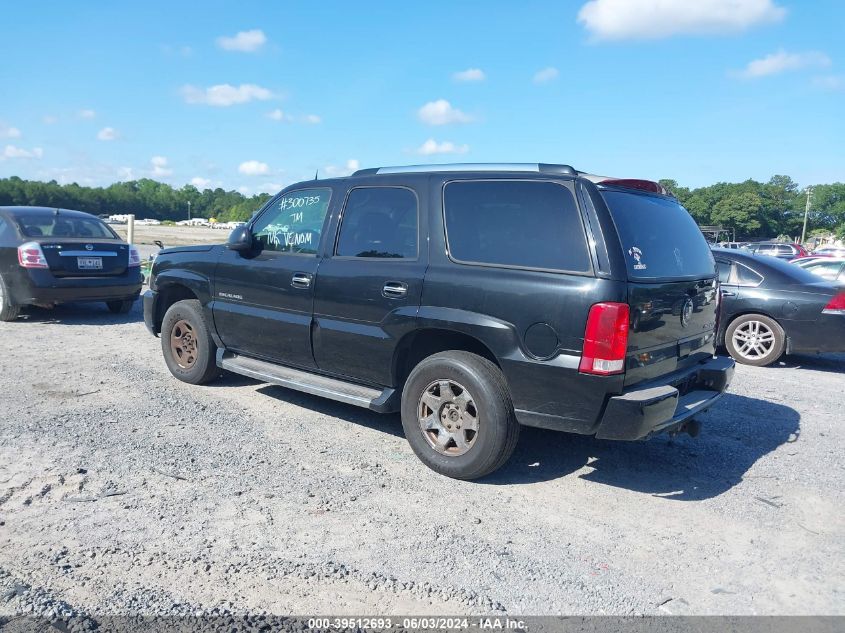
336,187,418,258
252,188,331,254
14,214,116,239
444,180,590,272
715,259,732,283
777,245,794,255
735,263,763,286
602,189,715,280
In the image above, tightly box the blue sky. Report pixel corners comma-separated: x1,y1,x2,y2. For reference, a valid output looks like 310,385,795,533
1,0,843,194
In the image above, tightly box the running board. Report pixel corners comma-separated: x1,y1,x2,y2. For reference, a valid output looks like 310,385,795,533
216,350,398,412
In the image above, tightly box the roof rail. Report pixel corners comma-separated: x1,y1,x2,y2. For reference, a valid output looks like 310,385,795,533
351,163,578,176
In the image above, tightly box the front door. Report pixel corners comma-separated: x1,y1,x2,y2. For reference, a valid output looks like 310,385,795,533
312,185,426,386
212,187,334,368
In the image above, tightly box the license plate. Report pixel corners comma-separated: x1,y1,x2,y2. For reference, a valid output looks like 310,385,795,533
77,257,103,270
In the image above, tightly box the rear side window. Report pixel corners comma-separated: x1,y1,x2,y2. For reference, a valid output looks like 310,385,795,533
735,263,763,286
715,259,732,283
252,187,331,254
444,180,590,272
14,214,117,239
602,189,715,280
336,187,418,258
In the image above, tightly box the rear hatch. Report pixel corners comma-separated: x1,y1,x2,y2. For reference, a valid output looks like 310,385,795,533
599,187,719,386
14,213,130,277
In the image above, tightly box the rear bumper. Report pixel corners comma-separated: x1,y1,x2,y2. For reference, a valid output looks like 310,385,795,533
595,355,735,440
142,289,159,335
11,269,143,305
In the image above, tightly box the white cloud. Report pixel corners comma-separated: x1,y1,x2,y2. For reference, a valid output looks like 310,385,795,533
303,114,322,124
182,83,273,107
812,74,845,91
190,177,213,189
78,109,96,119
151,156,172,177
216,29,267,52
733,50,832,78
0,123,21,139
97,126,118,141
267,108,290,121
323,159,360,178
533,67,560,84
577,0,786,40
453,68,486,82
42,115,58,125
417,99,473,126
2,145,43,160
238,160,270,176
416,139,469,155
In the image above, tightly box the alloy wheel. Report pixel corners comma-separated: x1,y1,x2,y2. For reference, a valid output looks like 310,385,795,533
417,379,479,456
731,320,776,361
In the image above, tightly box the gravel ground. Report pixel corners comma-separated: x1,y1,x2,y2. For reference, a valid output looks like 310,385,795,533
0,300,843,622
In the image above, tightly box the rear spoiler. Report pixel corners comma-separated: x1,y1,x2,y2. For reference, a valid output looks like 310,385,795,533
580,173,671,197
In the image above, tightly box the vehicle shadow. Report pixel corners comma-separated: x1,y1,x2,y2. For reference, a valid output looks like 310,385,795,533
255,384,406,438
14,301,143,325
484,393,800,499
771,353,845,374
250,381,799,500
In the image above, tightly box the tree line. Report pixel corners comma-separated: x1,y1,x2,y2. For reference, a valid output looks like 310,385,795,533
0,174,843,240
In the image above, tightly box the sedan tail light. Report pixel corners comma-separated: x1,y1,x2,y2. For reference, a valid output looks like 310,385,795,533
17,242,49,268
822,293,845,315
579,302,630,375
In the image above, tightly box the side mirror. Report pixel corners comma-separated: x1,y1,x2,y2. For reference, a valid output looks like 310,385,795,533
227,225,253,252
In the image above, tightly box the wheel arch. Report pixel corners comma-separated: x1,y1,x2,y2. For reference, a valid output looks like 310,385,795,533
718,308,781,346
392,327,501,389
154,282,200,333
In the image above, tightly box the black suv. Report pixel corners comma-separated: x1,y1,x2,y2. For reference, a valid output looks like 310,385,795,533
0,206,143,321
143,164,734,479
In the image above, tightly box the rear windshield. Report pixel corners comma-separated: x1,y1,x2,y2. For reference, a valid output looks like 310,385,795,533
601,189,715,280
14,214,117,239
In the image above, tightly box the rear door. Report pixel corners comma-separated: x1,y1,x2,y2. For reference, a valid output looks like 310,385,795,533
212,187,333,369
312,184,426,385
598,188,719,386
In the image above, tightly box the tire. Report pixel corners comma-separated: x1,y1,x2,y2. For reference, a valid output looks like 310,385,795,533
401,351,519,480
0,274,21,322
106,299,135,314
160,299,220,384
725,313,786,367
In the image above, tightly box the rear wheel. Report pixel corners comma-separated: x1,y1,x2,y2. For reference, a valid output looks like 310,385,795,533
106,299,134,314
161,299,220,384
725,313,785,367
0,274,21,322
401,351,519,480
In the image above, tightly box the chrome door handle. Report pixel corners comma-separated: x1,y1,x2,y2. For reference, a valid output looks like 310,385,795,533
721,290,736,297
382,281,408,299
291,272,312,289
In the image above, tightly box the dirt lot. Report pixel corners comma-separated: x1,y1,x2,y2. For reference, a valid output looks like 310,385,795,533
0,299,843,620
113,224,226,249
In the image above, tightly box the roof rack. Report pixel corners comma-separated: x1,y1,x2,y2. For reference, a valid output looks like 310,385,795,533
351,163,578,176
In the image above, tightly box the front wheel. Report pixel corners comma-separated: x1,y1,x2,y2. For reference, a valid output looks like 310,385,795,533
401,351,519,480
725,313,785,367
0,274,21,322
160,299,220,384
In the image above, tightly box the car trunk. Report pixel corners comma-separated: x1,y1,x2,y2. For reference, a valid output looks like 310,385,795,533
37,238,130,277
598,186,719,387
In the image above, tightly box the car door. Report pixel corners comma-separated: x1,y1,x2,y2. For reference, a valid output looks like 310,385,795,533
312,184,427,386
212,187,334,368
715,257,739,316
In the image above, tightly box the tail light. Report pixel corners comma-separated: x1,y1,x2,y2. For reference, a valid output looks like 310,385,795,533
17,242,49,268
579,302,630,375
128,245,141,268
822,293,845,315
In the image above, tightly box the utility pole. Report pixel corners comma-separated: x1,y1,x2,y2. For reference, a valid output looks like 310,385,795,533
187,200,191,221
800,186,812,245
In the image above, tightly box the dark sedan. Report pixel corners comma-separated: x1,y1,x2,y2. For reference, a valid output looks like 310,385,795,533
712,248,845,366
0,206,143,321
